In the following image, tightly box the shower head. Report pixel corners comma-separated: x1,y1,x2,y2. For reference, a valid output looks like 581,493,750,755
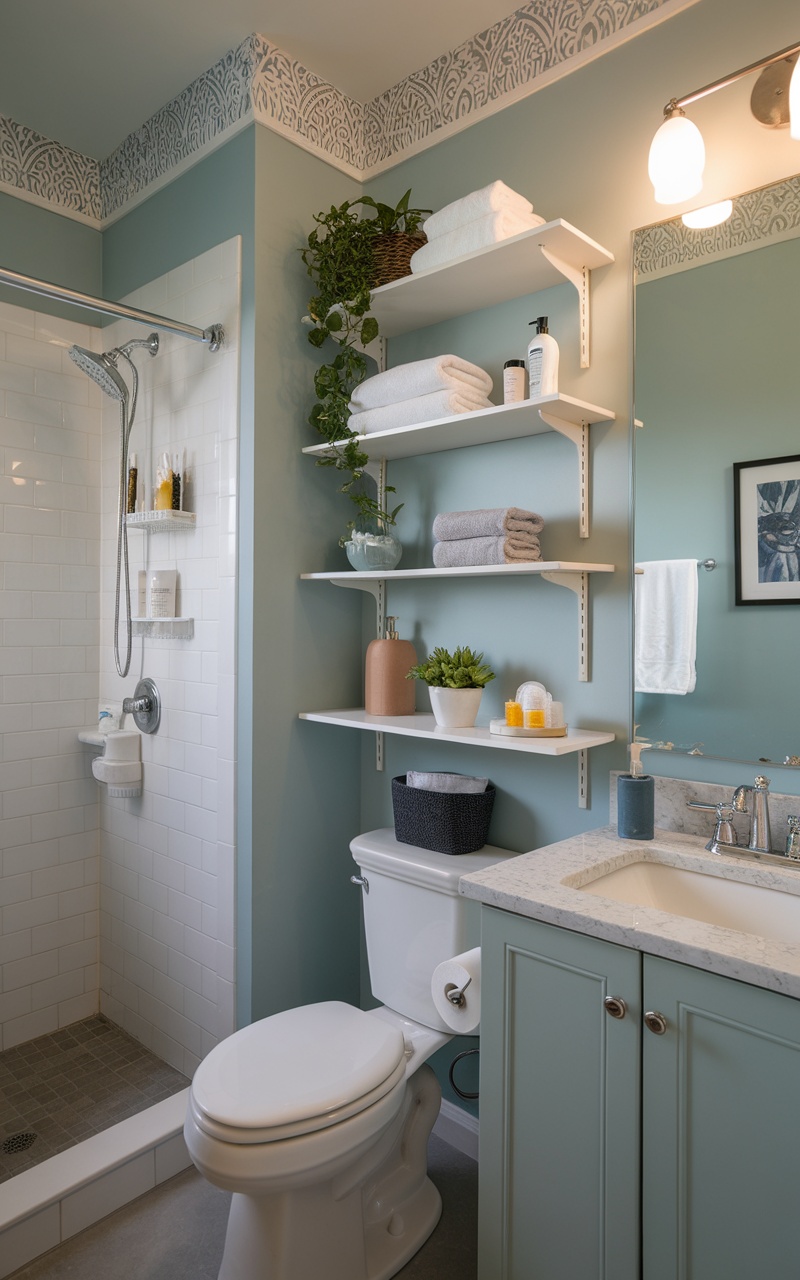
68,344,129,402
67,331,159,401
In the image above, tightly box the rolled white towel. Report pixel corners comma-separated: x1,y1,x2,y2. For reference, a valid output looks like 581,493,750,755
423,181,534,241
350,355,493,411
433,507,545,541
433,535,542,567
348,388,493,436
410,210,545,274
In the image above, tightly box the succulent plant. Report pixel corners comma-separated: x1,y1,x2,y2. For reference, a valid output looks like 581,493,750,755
406,646,496,689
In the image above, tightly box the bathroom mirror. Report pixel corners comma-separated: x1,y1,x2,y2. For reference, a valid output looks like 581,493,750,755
633,172,800,769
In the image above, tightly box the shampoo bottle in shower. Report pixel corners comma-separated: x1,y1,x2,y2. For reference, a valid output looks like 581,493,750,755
527,316,559,397
365,617,417,716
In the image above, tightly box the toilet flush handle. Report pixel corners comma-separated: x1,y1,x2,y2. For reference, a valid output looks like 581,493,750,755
350,874,369,894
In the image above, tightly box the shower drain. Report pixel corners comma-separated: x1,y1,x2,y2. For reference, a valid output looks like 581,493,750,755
2,1131,37,1154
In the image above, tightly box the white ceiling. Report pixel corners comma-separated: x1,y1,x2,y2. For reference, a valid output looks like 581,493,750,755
0,0,521,159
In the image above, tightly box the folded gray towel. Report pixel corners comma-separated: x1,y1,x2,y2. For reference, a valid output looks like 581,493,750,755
406,771,488,793
433,535,542,567
433,507,545,541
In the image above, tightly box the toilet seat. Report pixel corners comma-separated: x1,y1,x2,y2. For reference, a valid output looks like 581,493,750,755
190,1001,407,1144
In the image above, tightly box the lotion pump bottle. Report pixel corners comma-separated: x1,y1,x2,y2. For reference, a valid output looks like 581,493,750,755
617,743,655,840
527,316,559,397
365,617,417,716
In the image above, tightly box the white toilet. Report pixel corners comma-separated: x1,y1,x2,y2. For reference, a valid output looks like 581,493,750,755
184,827,510,1280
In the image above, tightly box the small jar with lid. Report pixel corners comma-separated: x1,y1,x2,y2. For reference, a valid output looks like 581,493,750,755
503,360,526,404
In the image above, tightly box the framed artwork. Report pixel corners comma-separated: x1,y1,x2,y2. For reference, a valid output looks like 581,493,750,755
734,453,800,605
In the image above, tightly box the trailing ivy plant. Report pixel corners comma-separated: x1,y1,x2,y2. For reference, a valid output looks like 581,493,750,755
301,190,429,541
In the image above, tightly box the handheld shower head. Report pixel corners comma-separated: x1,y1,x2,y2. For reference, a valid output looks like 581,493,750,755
68,344,129,402
67,332,159,402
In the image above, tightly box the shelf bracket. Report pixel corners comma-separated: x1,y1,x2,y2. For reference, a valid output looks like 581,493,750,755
538,410,589,539
538,246,591,368
330,576,386,773
577,748,589,808
540,570,590,681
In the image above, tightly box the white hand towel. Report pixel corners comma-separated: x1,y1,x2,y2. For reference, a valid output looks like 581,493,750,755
423,181,534,241
350,355,493,411
433,507,545,541
635,559,698,695
410,210,545,274
433,535,541,567
348,389,493,436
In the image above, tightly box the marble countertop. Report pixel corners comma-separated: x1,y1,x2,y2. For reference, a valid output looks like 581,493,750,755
459,826,800,999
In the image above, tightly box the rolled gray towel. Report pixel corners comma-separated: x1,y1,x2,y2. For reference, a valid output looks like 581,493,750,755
433,507,545,541
406,771,488,793
433,535,542,567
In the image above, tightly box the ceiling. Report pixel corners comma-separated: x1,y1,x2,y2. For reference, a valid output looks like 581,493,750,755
0,0,522,159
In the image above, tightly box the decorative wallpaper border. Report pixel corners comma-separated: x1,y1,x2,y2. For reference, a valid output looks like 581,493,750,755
633,173,800,277
0,0,692,226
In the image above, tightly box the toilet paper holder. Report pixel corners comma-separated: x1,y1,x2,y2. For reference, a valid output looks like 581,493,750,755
445,975,472,1007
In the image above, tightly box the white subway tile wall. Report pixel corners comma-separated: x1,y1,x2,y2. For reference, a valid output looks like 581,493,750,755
0,304,103,1049
0,237,239,1074
97,238,240,1076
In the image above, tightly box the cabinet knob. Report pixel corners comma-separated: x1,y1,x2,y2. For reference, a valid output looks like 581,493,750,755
603,995,627,1019
644,1010,668,1035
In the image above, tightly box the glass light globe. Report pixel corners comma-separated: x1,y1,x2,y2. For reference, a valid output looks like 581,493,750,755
681,199,733,229
648,113,705,205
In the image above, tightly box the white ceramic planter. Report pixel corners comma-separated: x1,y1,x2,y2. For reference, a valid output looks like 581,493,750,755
428,686,483,728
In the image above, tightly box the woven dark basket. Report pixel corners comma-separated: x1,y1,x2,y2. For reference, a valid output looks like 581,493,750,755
371,232,427,288
391,775,496,856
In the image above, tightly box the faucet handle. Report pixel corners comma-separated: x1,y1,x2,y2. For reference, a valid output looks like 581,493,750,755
754,775,771,790
709,803,738,851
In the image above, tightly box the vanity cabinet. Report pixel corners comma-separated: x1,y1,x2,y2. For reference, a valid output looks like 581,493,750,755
478,906,800,1280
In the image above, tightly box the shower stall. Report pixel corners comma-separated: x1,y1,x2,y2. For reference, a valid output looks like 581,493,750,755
0,238,241,1268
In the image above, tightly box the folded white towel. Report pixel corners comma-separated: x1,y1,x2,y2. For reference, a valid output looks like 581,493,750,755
433,507,545,541
350,355,493,411
406,771,488,793
634,559,698,695
410,210,545,274
433,535,542,567
423,181,534,241
348,389,493,436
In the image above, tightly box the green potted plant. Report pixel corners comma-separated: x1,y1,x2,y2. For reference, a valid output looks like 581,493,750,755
406,646,496,727
301,190,430,566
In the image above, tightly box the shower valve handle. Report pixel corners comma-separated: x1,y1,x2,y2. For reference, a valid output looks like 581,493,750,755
122,678,161,734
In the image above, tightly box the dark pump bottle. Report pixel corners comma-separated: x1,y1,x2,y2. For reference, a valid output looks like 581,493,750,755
617,744,654,840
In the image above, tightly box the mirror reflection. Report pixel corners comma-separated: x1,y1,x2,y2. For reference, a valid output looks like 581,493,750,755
633,176,800,768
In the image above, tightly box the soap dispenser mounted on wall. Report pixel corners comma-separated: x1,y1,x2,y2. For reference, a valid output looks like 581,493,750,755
365,617,417,716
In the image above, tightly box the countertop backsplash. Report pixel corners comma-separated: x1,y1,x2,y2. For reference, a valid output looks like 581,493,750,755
610,772,799,848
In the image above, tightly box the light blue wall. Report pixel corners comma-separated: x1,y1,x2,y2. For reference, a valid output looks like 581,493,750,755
0,189,101,317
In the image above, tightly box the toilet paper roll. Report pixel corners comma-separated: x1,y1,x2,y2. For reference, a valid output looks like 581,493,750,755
431,947,482,1034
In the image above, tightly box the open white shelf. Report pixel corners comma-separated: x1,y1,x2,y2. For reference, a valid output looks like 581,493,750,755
369,220,613,350
299,709,614,757
301,560,613,584
302,393,614,464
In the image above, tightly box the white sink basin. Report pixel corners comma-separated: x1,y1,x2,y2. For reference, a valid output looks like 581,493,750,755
578,860,800,945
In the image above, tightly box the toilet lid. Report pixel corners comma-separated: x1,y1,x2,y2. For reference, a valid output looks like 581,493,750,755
191,1002,406,1136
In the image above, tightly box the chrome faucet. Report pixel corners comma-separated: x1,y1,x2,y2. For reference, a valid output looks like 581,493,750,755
731,775,772,854
686,775,791,866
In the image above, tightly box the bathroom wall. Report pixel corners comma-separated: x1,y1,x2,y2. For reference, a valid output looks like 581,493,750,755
96,239,241,1075
0,304,102,1050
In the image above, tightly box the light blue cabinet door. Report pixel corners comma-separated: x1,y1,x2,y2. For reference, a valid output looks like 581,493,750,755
643,955,800,1280
478,907,641,1280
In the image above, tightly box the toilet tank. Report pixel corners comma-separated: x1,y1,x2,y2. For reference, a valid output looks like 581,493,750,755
350,828,514,1032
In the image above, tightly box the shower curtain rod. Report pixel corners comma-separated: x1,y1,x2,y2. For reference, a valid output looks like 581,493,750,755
0,264,224,350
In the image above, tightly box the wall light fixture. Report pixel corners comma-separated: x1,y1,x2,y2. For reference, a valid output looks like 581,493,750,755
649,40,800,216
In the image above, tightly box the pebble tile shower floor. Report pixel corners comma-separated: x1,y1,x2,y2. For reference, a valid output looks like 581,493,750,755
0,1016,189,1183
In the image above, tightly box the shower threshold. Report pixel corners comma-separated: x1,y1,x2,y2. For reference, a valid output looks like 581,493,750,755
0,1018,192,1277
